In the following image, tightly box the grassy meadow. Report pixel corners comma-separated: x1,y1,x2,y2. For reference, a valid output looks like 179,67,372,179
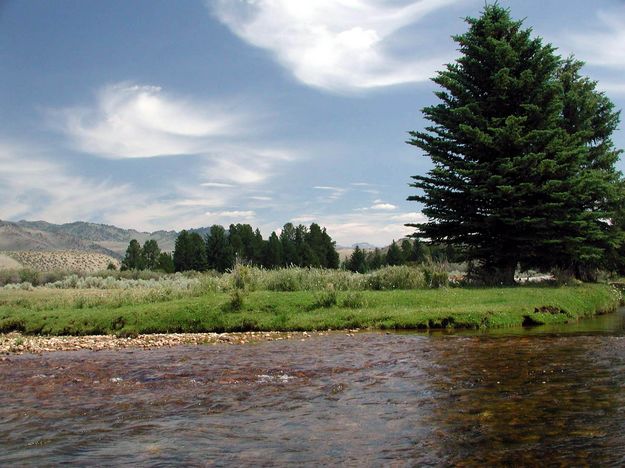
0,265,620,336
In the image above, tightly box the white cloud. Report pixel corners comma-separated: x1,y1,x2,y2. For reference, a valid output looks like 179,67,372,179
291,215,317,224
391,212,427,223
211,0,464,91
206,210,256,219
371,203,397,211
292,210,427,246
54,83,243,158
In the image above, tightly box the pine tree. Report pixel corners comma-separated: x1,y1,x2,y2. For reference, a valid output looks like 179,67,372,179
173,230,192,272
385,241,404,266
280,223,297,266
121,239,143,270
322,228,340,269
367,248,384,270
156,252,175,273
411,239,428,264
401,239,413,263
141,239,161,270
347,246,367,273
205,225,234,272
406,5,622,283
264,232,283,268
188,232,207,271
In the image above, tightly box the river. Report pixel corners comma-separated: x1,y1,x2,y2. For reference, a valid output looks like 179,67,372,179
1,309,624,465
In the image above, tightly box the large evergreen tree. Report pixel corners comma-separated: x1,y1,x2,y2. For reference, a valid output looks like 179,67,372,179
407,5,622,284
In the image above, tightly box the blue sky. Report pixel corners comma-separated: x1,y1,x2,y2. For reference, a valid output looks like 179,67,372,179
2,0,625,245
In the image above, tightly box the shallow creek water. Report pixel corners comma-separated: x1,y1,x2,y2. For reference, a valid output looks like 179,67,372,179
1,310,625,465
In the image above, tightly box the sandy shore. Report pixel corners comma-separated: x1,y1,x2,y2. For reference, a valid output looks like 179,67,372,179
0,330,359,355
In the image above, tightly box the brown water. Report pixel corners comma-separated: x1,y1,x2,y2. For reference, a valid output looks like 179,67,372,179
1,310,625,466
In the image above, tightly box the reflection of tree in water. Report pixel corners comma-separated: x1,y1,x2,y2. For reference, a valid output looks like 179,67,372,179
420,335,625,465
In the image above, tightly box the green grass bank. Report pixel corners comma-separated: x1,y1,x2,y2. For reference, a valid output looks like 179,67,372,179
0,284,620,336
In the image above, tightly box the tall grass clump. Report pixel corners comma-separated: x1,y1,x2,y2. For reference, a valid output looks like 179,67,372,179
421,263,449,288
340,291,367,308
312,284,338,308
364,266,427,290
44,273,201,290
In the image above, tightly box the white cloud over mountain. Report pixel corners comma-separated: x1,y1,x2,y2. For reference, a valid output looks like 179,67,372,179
211,0,464,91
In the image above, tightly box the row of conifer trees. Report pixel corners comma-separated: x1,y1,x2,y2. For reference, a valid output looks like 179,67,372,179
122,222,340,273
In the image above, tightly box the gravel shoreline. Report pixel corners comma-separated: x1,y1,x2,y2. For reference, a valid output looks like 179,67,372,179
0,330,355,355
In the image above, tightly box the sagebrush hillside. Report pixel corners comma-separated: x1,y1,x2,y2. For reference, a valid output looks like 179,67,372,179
0,250,120,273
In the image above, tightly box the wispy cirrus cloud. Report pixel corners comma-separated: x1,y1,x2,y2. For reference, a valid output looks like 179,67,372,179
313,185,348,202
556,7,625,95
211,0,465,92
53,83,243,158
0,142,133,223
563,9,625,71
51,82,295,185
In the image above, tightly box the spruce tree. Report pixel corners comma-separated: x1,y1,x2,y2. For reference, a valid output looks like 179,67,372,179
543,58,624,279
406,5,622,283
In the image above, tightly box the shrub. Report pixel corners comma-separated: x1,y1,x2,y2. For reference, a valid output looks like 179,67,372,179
19,269,40,286
0,269,21,286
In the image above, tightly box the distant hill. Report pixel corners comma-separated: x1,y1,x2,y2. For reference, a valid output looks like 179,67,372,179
0,220,213,258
